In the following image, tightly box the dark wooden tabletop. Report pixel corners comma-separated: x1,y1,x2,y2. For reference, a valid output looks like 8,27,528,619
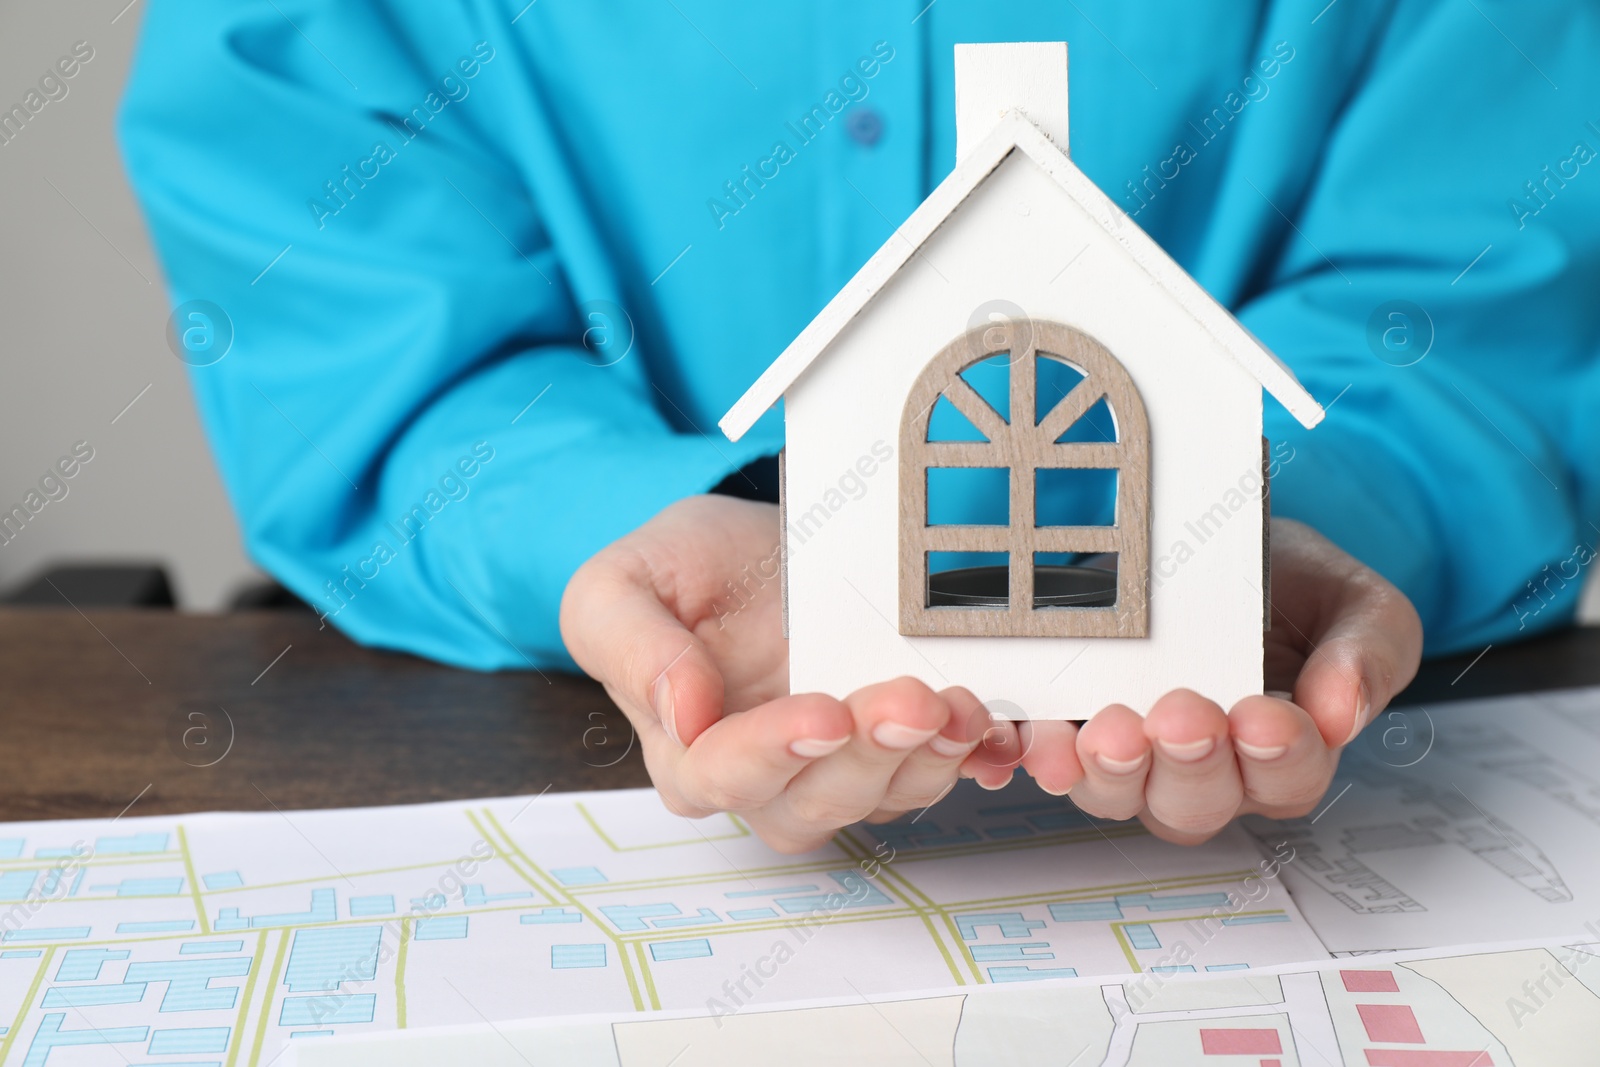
0,607,1593,823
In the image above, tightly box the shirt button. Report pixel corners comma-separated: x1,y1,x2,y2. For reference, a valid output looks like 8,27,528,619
845,107,885,146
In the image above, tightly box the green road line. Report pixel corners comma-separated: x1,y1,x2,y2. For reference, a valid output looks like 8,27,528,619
917,910,972,986
1111,923,1140,973
571,857,861,895
1140,909,1287,927
575,802,749,852
248,930,292,1066
463,811,560,908
618,908,923,943
0,853,182,871
943,871,1256,910
6,895,190,906
205,854,503,897
473,809,645,1011
832,833,972,985
176,825,211,934
224,930,268,1067
395,918,411,1029
0,945,56,1064
633,942,661,1009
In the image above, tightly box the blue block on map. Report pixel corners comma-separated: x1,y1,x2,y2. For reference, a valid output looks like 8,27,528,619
1124,924,1161,950
348,895,395,917
125,957,252,1012
551,944,607,969
19,1013,147,1066
284,926,382,992
954,913,1046,940
94,833,169,855
3,927,90,942
42,984,148,1008
462,885,536,905
986,966,1078,982
414,917,469,941
279,994,377,1026
148,1027,231,1053
650,939,712,961
969,942,1053,962
0,871,37,901
1048,901,1124,922
56,948,130,982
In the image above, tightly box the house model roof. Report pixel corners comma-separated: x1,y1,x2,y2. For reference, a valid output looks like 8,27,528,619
720,85,1326,442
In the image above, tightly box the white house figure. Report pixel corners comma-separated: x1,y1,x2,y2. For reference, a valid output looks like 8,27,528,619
719,43,1324,719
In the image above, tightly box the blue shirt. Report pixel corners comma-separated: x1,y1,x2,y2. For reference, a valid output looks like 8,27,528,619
119,0,1600,669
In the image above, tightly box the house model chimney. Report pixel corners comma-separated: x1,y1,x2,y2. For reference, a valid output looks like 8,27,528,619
953,42,1070,162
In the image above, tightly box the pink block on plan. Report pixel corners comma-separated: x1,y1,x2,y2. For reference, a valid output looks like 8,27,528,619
1200,1029,1282,1055
1358,1003,1426,1044
1342,969,1402,992
1365,1052,1494,1066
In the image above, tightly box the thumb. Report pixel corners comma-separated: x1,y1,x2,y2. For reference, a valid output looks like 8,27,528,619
1272,524,1421,750
560,551,725,747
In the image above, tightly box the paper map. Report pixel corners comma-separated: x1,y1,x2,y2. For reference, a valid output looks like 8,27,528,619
1243,685,1600,951
0,779,1322,1065
287,936,1600,1066
6,685,1600,1065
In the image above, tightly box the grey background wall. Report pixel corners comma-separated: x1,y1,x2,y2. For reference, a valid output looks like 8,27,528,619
0,2,260,609
1,2,1595,629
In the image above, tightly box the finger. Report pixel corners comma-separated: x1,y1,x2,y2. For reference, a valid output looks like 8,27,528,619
757,678,950,852
1140,689,1240,843
1270,521,1423,751
560,548,724,746
867,687,986,821
1068,704,1150,821
1228,695,1336,819
1018,720,1083,796
961,707,1025,790
658,693,853,818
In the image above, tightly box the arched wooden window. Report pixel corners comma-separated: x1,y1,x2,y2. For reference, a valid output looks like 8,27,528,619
899,319,1150,638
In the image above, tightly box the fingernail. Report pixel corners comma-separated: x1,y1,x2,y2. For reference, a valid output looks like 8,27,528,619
789,736,850,759
928,734,979,758
653,674,680,747
872,722,940,750
1094,752,1147,775
977,770,1013,791
1156,737,1216,762
1345,680,1373,746
1235,740,1289,761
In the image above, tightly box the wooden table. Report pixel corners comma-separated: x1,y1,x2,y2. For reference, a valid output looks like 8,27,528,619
1,608,1593,823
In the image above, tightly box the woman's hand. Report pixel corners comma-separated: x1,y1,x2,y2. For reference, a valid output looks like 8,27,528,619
560,495,1009,853
1015,518,1424,842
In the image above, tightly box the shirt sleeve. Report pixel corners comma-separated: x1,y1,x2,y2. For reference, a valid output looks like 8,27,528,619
117,2,774,670
1244,0,1600,654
